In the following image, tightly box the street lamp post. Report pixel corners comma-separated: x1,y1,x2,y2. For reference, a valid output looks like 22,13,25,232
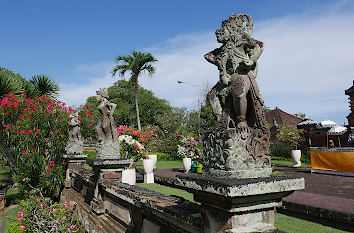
177,80,200,136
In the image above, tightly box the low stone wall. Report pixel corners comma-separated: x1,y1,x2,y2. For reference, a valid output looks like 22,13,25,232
62,168,202,233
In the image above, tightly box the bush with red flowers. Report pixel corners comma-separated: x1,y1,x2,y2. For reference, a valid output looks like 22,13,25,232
0,92,72,198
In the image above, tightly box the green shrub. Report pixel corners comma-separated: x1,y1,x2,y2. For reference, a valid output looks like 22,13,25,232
0,93,71,199
270,141,292,159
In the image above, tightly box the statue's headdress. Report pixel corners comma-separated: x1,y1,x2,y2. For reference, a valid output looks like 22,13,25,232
222,12,254,38
96,88,109,99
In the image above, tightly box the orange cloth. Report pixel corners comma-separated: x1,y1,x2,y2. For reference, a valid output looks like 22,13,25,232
311,151,354,172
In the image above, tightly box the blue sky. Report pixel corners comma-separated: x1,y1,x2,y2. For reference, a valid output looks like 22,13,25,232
1,0,354,125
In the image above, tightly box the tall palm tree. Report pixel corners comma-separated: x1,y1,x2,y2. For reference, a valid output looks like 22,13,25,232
111,50,157,130
29,74,60,97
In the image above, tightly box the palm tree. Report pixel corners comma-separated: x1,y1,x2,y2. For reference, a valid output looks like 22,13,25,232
29,74,59,97
111,50,157,130
0,69,24,98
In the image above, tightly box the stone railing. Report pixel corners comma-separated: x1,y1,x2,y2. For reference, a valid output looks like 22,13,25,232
61,168,202,233
61,164,305,233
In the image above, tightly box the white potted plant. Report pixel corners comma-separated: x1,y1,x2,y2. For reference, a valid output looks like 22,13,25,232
276,125,304,167
118,134,146,185
177,136,199,173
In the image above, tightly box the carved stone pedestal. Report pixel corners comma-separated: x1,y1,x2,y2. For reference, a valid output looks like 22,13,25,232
175,173,304,233
203,126,272,179
87,158,133,215
63,154,87,188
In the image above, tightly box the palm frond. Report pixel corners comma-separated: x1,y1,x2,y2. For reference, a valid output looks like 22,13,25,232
0,70,24,98
29,75,59,97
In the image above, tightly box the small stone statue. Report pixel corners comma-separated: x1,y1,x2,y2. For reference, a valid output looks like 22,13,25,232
95,88,120,159
203,12,271,178
65,111,83,155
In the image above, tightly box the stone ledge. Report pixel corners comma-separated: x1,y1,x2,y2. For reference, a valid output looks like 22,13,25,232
104,181,202,229
86,158,133,167
175,173,305,197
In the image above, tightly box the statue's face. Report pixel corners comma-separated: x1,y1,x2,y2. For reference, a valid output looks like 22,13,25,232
216,24,230,43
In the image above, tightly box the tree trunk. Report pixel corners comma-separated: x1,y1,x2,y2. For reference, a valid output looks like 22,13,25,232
134,81,141,131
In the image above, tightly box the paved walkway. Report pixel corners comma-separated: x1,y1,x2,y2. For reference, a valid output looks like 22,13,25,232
154,167,354,232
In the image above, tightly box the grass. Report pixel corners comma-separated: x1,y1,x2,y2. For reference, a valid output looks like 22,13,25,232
2,205,19,233
136,159,183,170
272,159,311,168
274,212,347,233
136,183,196,203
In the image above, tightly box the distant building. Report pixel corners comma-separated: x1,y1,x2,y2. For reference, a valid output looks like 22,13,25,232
345,80,354,128
265,107,302,140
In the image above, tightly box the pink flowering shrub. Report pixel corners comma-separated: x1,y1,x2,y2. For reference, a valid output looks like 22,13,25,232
77,105,97,140
0,92,72,198
9,188,82,232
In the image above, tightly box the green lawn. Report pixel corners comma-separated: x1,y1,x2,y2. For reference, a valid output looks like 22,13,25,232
136,159,183,170
3,205,19,233
272,159,311,168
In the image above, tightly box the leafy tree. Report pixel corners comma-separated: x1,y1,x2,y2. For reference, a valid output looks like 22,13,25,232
111,50,157,130
83,80,172,135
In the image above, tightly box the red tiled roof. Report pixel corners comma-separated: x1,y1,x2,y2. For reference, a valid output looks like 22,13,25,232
265,107,302,127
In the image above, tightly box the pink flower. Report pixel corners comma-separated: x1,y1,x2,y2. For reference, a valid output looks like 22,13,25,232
72,201,77,206
20,225,25,232
70,224,76,229
49,161,55,166
17,217,23,221
51,208,56,212
18,211,24,217
51,227,56,231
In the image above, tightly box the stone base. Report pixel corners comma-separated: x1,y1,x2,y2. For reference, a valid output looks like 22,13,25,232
65,140,83,155
96,141,121,159
144,173,154,183
204,167,272,179
174,173,305,233
64,154,88,188
203,125,271,179
91,197,105,215
86,158,133,171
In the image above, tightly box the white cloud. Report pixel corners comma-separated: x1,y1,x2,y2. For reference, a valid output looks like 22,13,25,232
59,5,354,125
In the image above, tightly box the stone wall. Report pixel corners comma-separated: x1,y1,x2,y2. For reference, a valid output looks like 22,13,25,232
62,168,202,233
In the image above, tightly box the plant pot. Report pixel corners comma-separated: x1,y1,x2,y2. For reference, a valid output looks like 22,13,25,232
183,158,192,173
147,154,157,170
291,150,301,167
143,159,154,174
122,168,136,185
